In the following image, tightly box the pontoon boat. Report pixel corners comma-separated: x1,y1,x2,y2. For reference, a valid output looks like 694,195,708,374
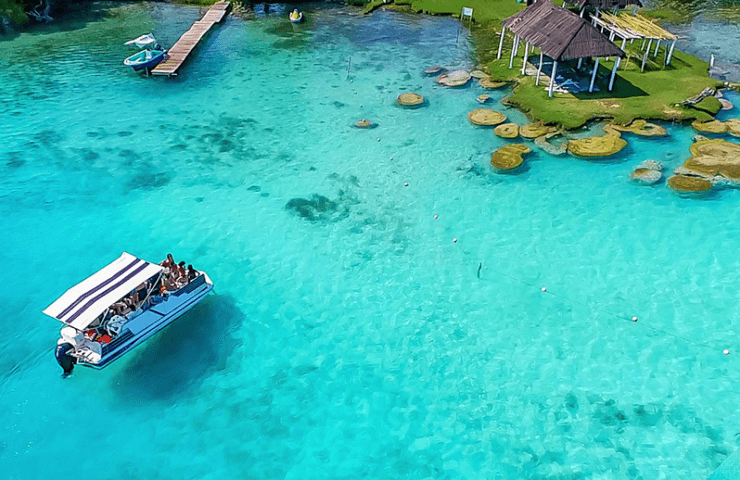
45,252,213,376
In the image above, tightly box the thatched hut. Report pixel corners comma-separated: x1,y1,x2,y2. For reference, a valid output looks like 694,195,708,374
498,0,626,97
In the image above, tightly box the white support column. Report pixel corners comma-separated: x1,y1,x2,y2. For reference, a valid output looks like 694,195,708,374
521,42,530,75
641,38,646,50
509,35,519,69
646,38,653,54
579,7,585,17
536,52,544,85
653,39,661,57
608,56,619,91
617,37,627,71
606,31,616,61
497,27,506,60
666,39,677,65
641,48,649,72
548,60,558,98
577,58,583,69
513,35,520,57
589,58,600,92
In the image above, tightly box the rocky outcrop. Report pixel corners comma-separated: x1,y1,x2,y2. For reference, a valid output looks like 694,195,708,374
494,123,519,139
491,144,531,171
397,92,425,107
437,70,471,87
468,109,506,126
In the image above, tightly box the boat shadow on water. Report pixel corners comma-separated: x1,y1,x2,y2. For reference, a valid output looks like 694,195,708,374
111,294,243,401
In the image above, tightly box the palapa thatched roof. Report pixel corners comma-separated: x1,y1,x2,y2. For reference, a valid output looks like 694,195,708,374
502,0,626,61
563,0,643,10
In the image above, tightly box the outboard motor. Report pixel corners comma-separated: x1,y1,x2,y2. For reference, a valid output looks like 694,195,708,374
55,342,76,378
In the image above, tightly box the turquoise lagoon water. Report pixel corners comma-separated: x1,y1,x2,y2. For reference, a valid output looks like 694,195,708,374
2,3,740,478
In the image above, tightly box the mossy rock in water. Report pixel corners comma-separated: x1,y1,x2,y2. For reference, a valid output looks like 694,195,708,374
678,138,740,182
726,119,740,137
437,70,471,87
479,77,507,89
520,123,557,139
397,92,425,107
491,144,531,171
494,123,519,139
476,94,490,104
469,70,487,79
610,120,667,137
568,134,628,157
631,168,662,185
354,119,376,128
602,124,623,137
535,132,568,156
468,109,506,126
668,174,712,192
423,65,444,75
691,119,728,134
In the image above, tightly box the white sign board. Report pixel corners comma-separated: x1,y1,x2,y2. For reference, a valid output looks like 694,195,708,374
462,7,473,16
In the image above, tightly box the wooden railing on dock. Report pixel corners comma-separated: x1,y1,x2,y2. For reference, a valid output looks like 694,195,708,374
152,1,231,77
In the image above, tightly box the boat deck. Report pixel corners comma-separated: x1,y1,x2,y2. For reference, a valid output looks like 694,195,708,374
151,1,232,77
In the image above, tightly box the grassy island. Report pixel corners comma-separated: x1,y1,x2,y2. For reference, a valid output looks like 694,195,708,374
367,0,724,129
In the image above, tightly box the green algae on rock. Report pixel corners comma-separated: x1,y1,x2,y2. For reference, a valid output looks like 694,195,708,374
479,77,507,89
491,144,531,171
691,119,728,134
397,92,425,107
568,134,628,158
610,119,667,137
676,139,740,182
494,123,519,139
354,119,376,128
520,123,557,139
668,174,713,192
468,108,506,126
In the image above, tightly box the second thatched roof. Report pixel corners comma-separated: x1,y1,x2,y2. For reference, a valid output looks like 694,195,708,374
502,0,626,61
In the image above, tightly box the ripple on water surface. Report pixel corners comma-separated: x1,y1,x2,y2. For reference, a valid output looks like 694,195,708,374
1,4,740,479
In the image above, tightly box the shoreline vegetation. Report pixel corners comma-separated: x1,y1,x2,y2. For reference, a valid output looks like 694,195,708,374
363,0,728,129
2,0,737,129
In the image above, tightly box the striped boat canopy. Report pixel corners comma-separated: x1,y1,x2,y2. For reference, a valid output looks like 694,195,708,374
43,253,163,330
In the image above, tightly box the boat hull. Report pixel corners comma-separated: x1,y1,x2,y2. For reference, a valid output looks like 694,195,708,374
77,273,213,370
290,13,304,23
124,50,166,72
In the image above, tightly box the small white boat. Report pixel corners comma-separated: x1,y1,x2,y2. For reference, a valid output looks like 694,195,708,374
125,33,158,50
45,252,213,376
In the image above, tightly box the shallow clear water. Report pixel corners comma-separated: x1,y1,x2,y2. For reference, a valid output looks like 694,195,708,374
2,3,740,479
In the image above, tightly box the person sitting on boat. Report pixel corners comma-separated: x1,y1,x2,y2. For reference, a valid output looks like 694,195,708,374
187,264,198,282
112,301,130,317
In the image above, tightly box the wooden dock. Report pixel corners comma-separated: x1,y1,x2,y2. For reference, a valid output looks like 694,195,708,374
152,1,231,77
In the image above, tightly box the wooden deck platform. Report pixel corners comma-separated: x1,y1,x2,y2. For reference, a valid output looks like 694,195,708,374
151,1,231,77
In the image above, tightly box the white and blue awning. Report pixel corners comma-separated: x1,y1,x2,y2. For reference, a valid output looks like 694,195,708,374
43,253,163,330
